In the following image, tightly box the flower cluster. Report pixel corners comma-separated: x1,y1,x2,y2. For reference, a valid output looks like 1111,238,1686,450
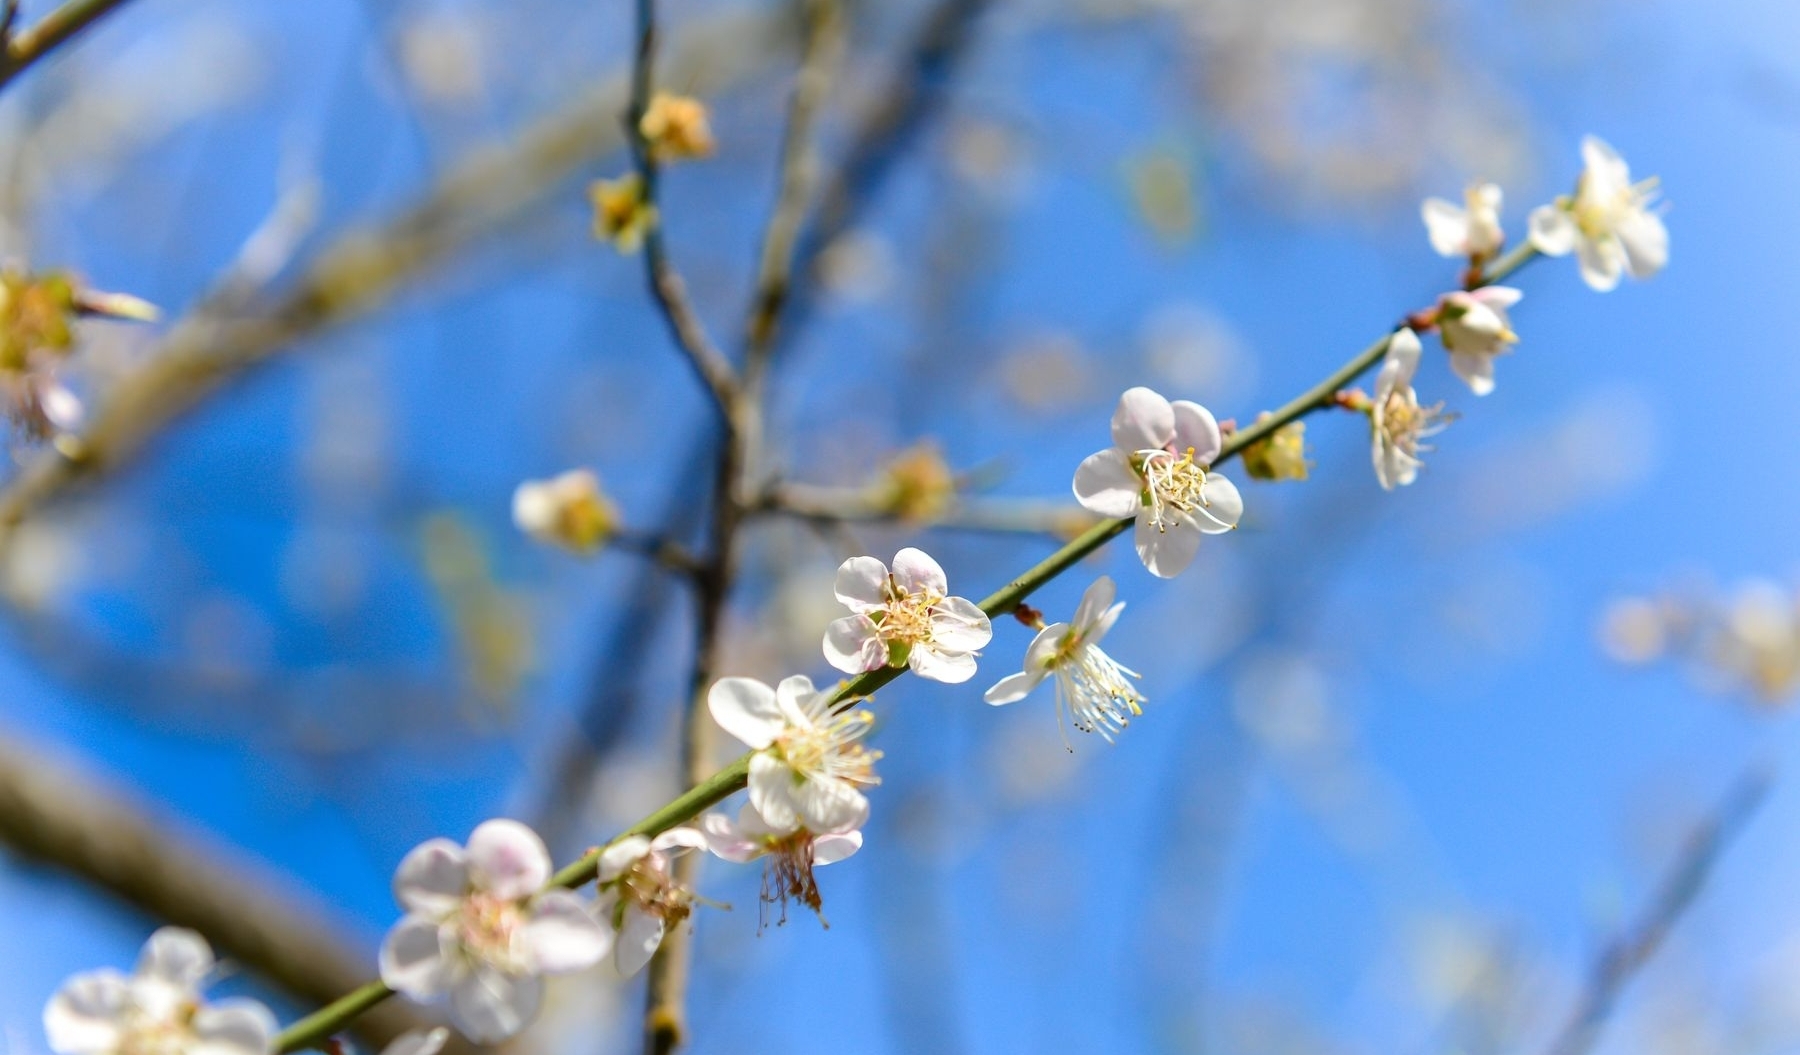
591,92,716,252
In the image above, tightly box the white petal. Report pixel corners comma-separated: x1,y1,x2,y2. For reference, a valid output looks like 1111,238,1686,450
1071,577,1116,633
1072,449,1143,518
392,839,468,916
379,915,455,999
1576,234,1623,292
909,645,979,684
1471,285,1522,311
747,753,801,832
792,777,869,833
1023,623,1067,671
1376,329,1421,402
1616,208,1668,278
983,670,1044,705
380,1028,450,1055
44,970,130,1055
823,615,887,674
706,677,783,750
890,547,948,595
1581,135,1628,186
597,836,651,882
1194,474,1243,533
928,596,993,651
1421,197,1470,256
1450,352,1496,396
1134,513,1203,579
1169,401,1222,464
650,827,709,854
449,967,541,1044
734,802,781,839
612,907,665,978
1111,387,1174,452
773,674,823,728
813,830,863,866
522,891,610,974
699,813,761,863
832,555,890,612
1374,437,1419,491
189,999,278,1055
1528,205,1576,256
138,927,214,991
466,820,551,900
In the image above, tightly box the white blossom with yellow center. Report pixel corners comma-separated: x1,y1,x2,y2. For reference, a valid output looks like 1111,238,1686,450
1370,329,1452,491
592,828,709,977
700,803,862,928
1529,136,1668,292
1422,182,1504,260
44,929,277,1055
1072,386,1243,578
984,575,1145,747
823,548,993,683
1435,286,1523,396
709,674,880,834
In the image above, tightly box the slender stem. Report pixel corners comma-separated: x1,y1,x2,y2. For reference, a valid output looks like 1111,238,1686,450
270,242,1547,1055
0,0,136,90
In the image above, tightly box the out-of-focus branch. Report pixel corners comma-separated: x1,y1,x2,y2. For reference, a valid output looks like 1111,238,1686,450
0,0,136,91
757,479,1097,538
0,5,794,552
1541,770,1770,1055
0,731,473,1055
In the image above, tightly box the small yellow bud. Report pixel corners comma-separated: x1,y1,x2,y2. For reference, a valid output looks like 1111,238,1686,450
1239,415,1311,482
640,93,716,162
589,174,658,254
877,442,957,522
512,469,618,553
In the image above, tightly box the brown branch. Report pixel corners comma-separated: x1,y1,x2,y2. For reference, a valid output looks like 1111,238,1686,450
758,480,1097,538
0,0,136,91
0,729,475,1055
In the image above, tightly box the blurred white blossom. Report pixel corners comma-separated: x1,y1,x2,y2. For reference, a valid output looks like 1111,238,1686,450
1529,136,1668,291
45,928,276,1055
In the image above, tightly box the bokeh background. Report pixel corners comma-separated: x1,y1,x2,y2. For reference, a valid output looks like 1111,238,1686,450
0,0,1795,1053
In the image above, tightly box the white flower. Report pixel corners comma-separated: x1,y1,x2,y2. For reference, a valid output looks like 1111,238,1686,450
1528,136,1668,292
701,804,862,927
379,819,610,1043
512,469,616,552
1072,386,1244,578
1422,182,1504,259
1435,287,1522,396
984,576,1144,745
823,548,993,683
708,674,880,833
45,928,277,1055
592,829,709,977
1369,329,1452,491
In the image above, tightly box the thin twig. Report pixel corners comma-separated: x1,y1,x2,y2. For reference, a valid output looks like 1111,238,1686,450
758,480,1096,538
1541,770,1771,1055
0,0,136,91
610,528,708,579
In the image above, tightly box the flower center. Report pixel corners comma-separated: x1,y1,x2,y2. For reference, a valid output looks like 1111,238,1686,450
617,858,696,929
118,1004,197,1055
757,832,827,931
1135,447,1224,531
1380,392,1449,454
775,710,880,788
455,892,528,971
876,579,943,646
1045,628,1144,747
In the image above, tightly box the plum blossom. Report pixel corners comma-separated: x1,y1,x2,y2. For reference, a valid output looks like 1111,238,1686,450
701,804,862,927
1435,287,1522,396
640,93,715,161
1369,329,1451,491
379,819,610,1042
513,468,617,552
44,927,277,1055
1422,182,1504,260
984,576,1144,746
708,674,880,833
1072,386,1243,578
1529,136,1667,292
592,829,709,977
823,548,993,682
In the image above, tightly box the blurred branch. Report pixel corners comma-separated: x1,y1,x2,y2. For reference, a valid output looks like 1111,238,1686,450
0,731,474,1055
1542,769,1771,1055
0,0,135,90
0,5,795,551
758,479,1096,537
611,528,707,579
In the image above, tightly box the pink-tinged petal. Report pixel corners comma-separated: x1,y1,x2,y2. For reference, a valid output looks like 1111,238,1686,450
379,915,455,999
792,776,869,833
44,970,130,1055
1421,197,1470,257
651,827,709,854
189,999,278,1055
1110,386,1175,452
734,802,782,839
1471,285,1522,311
1193,474,1243,534
1527,205,1575,256
1616,209,1668,278
983,670,1044,705
909,645,979,684
706,677,783,750
928,596,992,651
890,547,949,595
1450,352,1496,396
1134,513,1203,579
597,836,651,882
699,813,761,863
1169,401,1222,464
813,830,863,866
522,891,610,973
1071,577,1116,632
823,614,887,674
466,820,551,900
747,753,800,831
613,906,665,978
380,1029,450,1055
393,838,468,916
773,674,823,728
1072,449,1143,518
138,927,214,991
1576,235,1623,292
832,555,890,612
449,966,541,1044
